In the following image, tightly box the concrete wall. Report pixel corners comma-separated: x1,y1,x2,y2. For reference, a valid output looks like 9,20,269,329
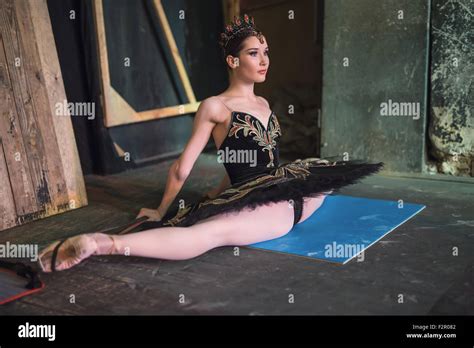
321,0,430,173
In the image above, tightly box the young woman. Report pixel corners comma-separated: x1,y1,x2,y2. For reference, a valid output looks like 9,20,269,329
38,14,383,272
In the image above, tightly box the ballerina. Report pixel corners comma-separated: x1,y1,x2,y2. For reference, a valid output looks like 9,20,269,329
38,14,382,272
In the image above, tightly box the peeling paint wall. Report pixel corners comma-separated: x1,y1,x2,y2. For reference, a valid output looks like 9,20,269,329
428,0,474,176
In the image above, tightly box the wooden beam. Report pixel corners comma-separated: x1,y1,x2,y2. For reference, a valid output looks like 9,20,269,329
28,0,88,209
152,0,196,104
92,0,112,128
13,0,69,210
0,0,87,231
0,20,38,216
108,100,201,127
92,0,201,128
0,139,18,230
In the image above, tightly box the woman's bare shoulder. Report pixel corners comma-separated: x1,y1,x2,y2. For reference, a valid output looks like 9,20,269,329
257,96,270,108
197,96,229,121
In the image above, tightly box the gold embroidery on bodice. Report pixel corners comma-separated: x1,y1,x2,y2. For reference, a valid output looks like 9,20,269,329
226,111,281,167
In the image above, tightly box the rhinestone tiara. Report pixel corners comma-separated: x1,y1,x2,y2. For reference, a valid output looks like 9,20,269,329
218,14,261,49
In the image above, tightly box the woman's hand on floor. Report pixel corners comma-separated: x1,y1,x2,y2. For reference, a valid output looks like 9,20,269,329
136,208,163,221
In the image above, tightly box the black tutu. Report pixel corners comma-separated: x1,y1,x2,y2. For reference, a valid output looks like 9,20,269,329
138,157,384,229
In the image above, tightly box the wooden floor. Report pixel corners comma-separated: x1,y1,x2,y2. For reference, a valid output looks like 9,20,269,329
0,153,473,315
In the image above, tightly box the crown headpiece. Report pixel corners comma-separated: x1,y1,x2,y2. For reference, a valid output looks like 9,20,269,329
218,14,261,49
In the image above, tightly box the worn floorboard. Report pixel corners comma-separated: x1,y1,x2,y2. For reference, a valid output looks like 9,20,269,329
0,154,473,315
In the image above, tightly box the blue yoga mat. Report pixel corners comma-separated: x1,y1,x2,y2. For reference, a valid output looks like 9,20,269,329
247,195,425,264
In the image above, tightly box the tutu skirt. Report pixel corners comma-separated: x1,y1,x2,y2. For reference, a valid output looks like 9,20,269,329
138,157,384,229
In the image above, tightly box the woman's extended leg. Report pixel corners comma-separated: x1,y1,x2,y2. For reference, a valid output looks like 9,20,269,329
114,199,296,259
38,199,297,272
38,194,334,272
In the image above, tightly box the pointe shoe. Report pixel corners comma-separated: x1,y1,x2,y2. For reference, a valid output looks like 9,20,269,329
38,234,117,273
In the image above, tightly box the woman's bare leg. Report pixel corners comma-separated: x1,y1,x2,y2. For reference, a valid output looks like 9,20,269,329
39,195,329,271
112,193,331,259
298,193,330,224
112,199,296,260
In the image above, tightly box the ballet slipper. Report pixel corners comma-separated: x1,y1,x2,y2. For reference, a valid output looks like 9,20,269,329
38,233,117,273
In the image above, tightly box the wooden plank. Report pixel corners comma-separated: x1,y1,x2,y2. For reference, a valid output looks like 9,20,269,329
27,0,87,209
0,32,38,216
111,99,201,127
93,0,200,128
152,0,196,103
0,0,48,216
0,0,87,231
11,0,69,209
91,0,112,127
0,139,17,230
223,0,241,24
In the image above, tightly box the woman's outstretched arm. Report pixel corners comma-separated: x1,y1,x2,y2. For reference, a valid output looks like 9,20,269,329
155,159,187,217
137,98,221,220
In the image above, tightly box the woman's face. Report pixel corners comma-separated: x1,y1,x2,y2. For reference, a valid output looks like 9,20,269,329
229,35,269,82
